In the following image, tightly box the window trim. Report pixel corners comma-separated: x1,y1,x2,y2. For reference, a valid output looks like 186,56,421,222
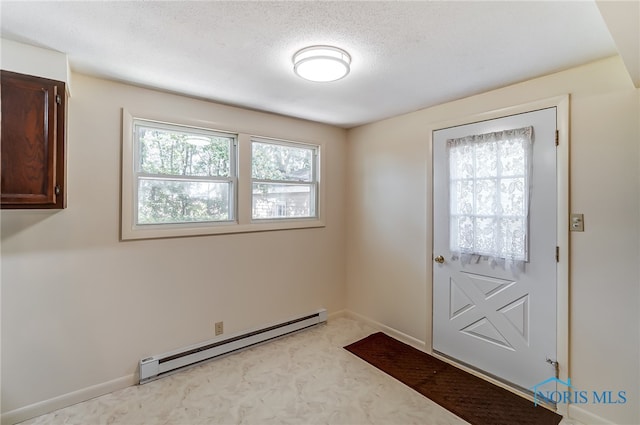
121,110,325,240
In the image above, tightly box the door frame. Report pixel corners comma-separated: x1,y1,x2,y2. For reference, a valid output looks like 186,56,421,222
426,95,570,415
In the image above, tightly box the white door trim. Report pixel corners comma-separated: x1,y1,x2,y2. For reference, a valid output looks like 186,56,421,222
426,95,569,416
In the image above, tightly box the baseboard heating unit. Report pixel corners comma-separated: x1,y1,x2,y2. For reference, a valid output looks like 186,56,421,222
139,308,327,384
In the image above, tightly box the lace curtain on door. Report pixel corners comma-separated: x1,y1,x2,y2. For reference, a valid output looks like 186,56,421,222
447,126,533,270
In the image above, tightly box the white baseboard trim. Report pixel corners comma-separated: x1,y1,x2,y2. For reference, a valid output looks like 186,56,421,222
1,374,136,425
567,404,617,425
3,310,340,425
343,310,427,351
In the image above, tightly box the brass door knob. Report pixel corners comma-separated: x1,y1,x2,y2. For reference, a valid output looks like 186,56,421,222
434,255,445,264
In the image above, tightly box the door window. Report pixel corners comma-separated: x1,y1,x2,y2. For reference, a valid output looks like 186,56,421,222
447,126,533,266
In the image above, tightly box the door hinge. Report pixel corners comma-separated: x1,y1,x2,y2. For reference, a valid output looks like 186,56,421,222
55,94,62,104
555,130,559,146
556,246,560,262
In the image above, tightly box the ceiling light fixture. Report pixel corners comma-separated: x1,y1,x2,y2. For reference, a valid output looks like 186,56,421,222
293,45,351,82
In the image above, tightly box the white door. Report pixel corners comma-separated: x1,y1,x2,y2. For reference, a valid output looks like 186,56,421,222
433,107,557,392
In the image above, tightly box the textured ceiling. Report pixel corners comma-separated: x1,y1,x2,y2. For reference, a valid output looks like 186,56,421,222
0,1,621,128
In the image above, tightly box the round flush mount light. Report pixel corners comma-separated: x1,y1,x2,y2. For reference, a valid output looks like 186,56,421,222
293,45,351,82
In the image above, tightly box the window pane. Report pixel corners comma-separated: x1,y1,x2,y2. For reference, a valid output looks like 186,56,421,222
451,215,474,251
252,142,313,181
498,218,526,259
475,141,497,178
252,183,315,219
475,179,497,215
449,142,474,179
499,139,527,176
474,217,497,254
137,179,231,224
136,125,231,177
451,180,474,215
500,178,526,216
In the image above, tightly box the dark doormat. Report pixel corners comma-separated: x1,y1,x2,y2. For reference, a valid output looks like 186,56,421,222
344,332,562,425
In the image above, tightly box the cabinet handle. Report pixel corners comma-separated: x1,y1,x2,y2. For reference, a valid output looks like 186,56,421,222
55,185,61,195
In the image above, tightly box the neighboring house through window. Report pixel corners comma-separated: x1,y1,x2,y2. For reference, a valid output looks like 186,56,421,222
251,138,318,220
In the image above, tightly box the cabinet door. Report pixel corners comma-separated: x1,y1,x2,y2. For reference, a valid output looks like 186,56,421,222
1,70,66,208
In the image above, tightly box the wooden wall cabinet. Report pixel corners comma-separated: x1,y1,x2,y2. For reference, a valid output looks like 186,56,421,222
1,70,67,209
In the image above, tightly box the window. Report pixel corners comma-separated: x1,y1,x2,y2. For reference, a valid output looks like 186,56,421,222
251,138,318,220
121,111,324,240
133,119,236,225
447,126,533,265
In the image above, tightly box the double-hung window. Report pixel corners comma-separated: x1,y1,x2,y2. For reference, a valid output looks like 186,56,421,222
122,112,324,240
131,119,237,228
251,138,319,220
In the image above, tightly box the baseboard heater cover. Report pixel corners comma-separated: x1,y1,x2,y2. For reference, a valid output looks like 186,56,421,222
139,308,327,384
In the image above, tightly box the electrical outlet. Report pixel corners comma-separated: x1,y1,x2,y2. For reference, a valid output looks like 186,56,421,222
215,321,224,336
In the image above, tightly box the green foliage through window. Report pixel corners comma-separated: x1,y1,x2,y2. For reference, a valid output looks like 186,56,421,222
137,126,230,177
252,142,312,182
134,120,235,225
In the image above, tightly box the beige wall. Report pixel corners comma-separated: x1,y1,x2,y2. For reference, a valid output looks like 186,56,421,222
346,56,639,424
1,74,348,415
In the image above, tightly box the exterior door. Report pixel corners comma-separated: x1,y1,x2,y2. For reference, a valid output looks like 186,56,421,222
432,107,557,393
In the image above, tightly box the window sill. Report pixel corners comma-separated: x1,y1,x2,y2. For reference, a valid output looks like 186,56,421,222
120,218,325,241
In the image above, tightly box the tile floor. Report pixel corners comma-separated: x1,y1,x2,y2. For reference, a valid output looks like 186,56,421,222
18,317,575,425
